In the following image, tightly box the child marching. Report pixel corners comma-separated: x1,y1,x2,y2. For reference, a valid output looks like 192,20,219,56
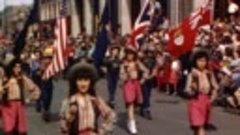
185,50,219,135
60,62,116,135
120,48,149,134
0,59,40,135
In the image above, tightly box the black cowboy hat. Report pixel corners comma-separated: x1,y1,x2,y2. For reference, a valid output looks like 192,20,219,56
67,61,98,83
124,46,137,54
109,45,121,51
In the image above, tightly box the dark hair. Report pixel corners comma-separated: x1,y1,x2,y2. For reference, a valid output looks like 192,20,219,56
225,47,234,58
110,46,120,54
4,59,25,104
68,64,98,97
5,59,22,78
124,48,138,61
0,62,5,70
191,50,209,69
236,46,240,58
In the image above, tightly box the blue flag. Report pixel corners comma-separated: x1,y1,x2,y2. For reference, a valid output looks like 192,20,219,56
92,0,111,68
13,0,39,57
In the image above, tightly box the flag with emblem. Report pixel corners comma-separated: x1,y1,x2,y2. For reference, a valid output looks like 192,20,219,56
43,0,68,79
130,0,154,49
167,2,212,57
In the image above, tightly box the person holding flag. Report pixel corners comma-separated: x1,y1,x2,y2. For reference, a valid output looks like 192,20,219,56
104,45,121,109
139,47,157,120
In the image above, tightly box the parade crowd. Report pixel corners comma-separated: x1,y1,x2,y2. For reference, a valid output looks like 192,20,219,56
0,6,240,135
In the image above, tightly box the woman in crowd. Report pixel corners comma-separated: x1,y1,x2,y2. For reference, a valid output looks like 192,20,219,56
185,50,219,135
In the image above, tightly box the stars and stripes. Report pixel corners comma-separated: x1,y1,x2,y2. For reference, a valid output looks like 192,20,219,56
130,0,154,49
43,0,67,79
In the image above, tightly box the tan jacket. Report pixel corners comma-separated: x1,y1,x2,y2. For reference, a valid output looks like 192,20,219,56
185,69,219,100
2,75,40,101
0,67,5,99
61,95,116,135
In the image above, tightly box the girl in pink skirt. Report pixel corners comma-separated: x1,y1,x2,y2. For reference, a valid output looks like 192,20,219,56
1,59,40,135
185,50,219,135
60,62,116,135
120,48,148,135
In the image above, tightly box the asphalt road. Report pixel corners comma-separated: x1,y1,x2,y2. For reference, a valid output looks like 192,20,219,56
13,79,240,135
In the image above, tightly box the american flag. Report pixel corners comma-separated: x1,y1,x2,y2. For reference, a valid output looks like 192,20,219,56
130,0,154,49
43,0,68,79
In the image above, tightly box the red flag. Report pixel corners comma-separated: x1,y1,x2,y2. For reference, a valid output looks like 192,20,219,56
167,7,211,57
199,7,211,26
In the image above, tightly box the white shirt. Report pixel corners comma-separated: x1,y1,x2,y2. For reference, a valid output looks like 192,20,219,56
228,2,239,14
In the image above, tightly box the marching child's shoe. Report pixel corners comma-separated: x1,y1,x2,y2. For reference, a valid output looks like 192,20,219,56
128,120,138,135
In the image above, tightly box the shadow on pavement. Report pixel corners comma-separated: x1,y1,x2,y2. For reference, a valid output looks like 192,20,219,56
50,112,61,122
115,112,129,134
155,99,180,104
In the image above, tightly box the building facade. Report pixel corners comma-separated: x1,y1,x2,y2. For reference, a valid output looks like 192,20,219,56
4,5,30,37
39,0,233,37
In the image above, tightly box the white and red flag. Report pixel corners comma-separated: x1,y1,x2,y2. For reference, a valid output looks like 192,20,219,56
167,3,212,57
129,0,154,49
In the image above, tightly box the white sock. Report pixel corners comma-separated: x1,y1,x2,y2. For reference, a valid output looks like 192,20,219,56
128,120,137,134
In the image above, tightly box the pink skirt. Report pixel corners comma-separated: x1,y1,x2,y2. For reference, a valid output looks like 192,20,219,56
188,94,211,127
123,80,142,105
169,70,179,85
1,100,27,133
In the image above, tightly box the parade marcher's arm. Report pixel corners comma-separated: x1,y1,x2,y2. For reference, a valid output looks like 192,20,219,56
101,57,110,74
23,75,41,101
96,97,116,135
120,64,128,82
0,67,5,97
59,98,71,135
150,66,158,79
210,73,219,102
185,73,198,96
138,61,150,83
232,66,240,73
185,74,193,94
64,96,78,123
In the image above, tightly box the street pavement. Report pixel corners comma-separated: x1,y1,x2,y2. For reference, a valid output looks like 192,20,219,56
23,79,240,135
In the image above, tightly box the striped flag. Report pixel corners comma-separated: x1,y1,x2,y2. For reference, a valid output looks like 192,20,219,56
130,0,154,49
43,0,68,79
